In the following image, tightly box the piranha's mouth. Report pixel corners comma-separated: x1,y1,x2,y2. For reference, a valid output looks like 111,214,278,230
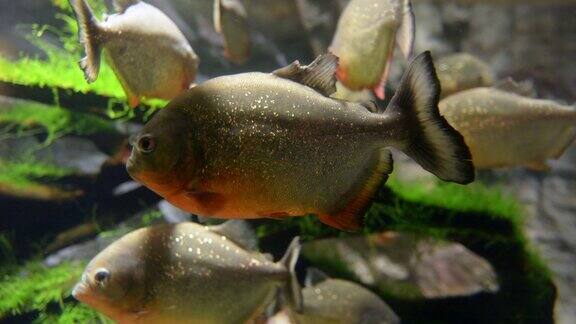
126,150,142,182
71,281,90,302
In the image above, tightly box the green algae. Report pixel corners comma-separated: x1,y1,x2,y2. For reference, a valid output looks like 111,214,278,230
0,97,116,145
0,260,111,323
0,159,73,191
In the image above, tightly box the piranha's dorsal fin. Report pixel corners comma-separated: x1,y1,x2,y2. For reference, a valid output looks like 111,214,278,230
494,77,537,98
113,0,139,13
305,268,329,287
272,54,339,96
209,220,258,251
319,149,393,231
397,0,415,59
70,0,107,83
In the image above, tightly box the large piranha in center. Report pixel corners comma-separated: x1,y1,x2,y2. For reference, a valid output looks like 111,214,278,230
127,52,474,231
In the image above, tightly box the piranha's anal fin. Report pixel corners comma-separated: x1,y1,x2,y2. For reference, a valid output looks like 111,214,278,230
397,0,415,59
70,0,107,83
272,54,339,96
387,51,475,184
319,149,393,232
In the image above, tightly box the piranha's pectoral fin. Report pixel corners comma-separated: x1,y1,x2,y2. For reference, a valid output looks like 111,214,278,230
184,191,226,215
70,0,106,83
112,0,139,13
319,149,393,232
272,54,339,96
397,0,415,60
494,77,537,98
209,220,257,250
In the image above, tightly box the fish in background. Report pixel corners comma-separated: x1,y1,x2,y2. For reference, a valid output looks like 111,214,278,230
213,0,252,65
440,79,576,170
436,53,495,98
69,0,199,107
126,51,474,231
330,0,415,99
447,0,576,5
72,220,302,323
269,269,400,324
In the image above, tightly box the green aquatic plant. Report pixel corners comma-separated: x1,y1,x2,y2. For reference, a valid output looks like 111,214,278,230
0,262,76,316
0,97,116,145
387,177,522,221
0,260,109,322
0,159,73,191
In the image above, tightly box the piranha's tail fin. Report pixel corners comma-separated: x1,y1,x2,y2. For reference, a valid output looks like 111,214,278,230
387,51,475,184
278,237,303,313
69,0,106,83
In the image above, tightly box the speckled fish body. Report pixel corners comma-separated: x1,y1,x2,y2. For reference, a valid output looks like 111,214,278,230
70,0,199,107
127,52,474,231
289,279,400,324
214,0,251,65
72,222,301,324
440,87,576,169
436,53,495,98
330,0,414,99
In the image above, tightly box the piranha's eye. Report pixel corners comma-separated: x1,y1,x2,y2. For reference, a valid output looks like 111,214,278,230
94,268,110,284
137,135,155,154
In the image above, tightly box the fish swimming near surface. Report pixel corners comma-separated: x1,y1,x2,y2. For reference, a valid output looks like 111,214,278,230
330,0,415,99
69,0,199,107
436,53,495,98
439,80,576,170
213,0,252,65
72,221,302,323
126,51,474,231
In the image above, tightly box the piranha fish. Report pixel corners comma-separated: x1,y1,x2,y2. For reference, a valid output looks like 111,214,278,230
448,0,576,4
436,53,495,98
72,221,302,323
213,0,251,65
271,269,399,324
439,81,576,170
126,51,474,231
69,0,199,107
330,0,415,99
